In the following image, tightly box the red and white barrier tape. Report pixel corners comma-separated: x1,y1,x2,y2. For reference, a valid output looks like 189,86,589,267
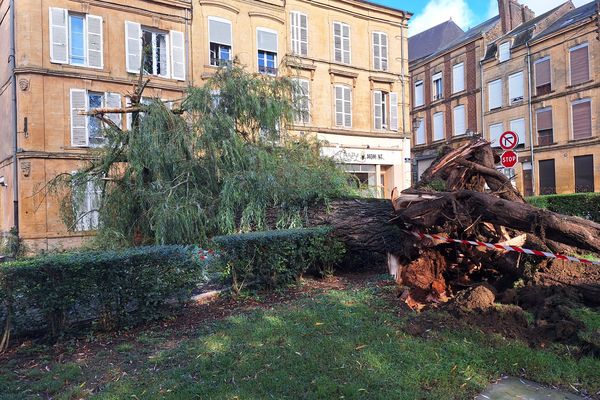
408,230,600,266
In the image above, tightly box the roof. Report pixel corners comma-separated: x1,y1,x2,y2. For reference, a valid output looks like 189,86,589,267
482,2,573,62
533,1,597,41
411,15,500,66
408,20,464,62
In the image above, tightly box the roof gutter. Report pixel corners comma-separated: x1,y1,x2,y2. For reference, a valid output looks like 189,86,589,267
9,0,19,235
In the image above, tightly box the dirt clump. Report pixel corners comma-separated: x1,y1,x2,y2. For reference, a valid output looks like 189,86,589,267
455,285,495,310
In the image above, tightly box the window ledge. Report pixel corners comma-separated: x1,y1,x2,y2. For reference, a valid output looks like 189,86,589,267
533,89,555,98
534,142,557,148
566,79,593,89
568,136,594,143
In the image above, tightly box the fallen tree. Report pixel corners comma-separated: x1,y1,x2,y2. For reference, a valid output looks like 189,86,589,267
389,138,600,309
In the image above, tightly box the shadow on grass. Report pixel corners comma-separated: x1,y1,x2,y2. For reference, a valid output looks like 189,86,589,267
2,285,600,400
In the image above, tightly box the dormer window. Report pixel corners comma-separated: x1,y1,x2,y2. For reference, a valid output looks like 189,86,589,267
498,42,510,62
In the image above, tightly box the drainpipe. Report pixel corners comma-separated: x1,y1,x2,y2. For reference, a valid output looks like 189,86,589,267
479,60,484,137
184,7,191,85
526,41,536,195
400,21,407,135
9,0,19,234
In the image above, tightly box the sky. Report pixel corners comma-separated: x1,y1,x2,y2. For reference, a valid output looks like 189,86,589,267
371,0,591,36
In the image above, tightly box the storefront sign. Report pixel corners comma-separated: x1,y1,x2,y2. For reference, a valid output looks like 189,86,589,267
320,147,402,165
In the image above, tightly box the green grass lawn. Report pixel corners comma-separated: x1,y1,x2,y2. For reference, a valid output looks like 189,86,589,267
1,276,599,399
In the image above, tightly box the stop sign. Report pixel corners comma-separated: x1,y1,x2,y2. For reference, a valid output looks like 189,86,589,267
501,150,518,168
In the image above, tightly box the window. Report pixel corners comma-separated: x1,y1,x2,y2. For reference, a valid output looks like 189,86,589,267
290,12,308,56
488,79,502,110
414,81,424,107
209,17,232,66
142,29,168,77
49,8,103,68
293,79,310,124
415,118,425,145
432,73,443,101
574,155,595,193
538,159,556,194
509,118,526,147
508,71,524,104
433,112,444,141
536,108,553,146
125,22,185,80
373,91,388,130
572,99,592,140
333,22,351,64
489,123,503,147
73,178,101,231
452,63,464,94
372,32,388,71
70,89,121,147
569,43,589,85
498,42,510,62
453,105,465,136
257,28,278,75
335,85,352,128
373,91,398,131
535,57,551,95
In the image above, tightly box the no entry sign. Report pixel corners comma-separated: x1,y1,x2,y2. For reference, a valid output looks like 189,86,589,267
499,131,519,150
501,150,518,168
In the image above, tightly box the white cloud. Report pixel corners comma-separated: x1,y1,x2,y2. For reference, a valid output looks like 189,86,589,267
522,0,589,14
408,0,476,36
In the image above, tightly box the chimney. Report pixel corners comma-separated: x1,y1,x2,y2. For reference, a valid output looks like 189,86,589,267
497,0,536,34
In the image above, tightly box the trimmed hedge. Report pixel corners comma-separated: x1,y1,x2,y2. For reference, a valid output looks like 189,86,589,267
0,246,202,340
527,192,600,223
212,227,345,290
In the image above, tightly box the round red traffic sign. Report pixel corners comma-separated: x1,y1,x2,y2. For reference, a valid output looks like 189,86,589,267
499,131,519,150
501,150,518,168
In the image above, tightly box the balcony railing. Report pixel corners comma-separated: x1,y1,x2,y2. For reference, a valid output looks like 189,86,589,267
210,58,233,68
259,66,278,76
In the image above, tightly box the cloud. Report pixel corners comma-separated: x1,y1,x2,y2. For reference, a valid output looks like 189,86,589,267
409,0,476,36
486,0,498,19
522,0,589,14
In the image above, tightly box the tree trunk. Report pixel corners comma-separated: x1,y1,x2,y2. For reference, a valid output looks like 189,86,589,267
269,198,411,271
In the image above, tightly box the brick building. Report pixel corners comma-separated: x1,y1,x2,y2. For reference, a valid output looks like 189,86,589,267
0,0,412,252
482,0,600,195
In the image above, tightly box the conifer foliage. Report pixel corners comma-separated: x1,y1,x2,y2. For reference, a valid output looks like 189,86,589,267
58,65,355,246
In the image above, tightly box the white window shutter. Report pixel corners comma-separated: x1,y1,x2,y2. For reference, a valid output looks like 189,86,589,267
125,21,142,73
300,14,308,56
170,30,186,81
333,23,342,62
86,15,103,68
489,123,504,147
414,82,424,107
125,97,132,130
342,24,351,64
380,33,388,71
452,63,464,93
373,33,381,70
373,91,382,130
71,89,89,147
344,87,352,127
509,72,524,103
49,7,68,64
105,93,122,128
389,92,399,131
488,80,502,110
510,118,526,145
453,105,465,136
335,86,343,126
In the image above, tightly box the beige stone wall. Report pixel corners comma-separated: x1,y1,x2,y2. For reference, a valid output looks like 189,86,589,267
2,0,411,250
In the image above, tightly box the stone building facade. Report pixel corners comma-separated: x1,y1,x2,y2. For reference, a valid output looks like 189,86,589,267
482,1,600,195
0,0,411,251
